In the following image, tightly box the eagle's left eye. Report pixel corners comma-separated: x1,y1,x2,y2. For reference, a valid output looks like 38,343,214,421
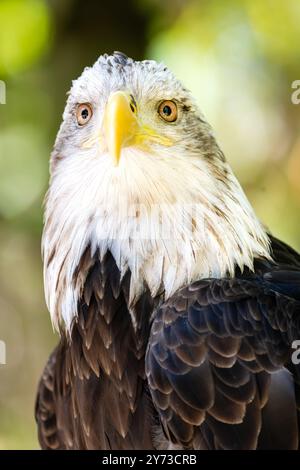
158,100,177,122
76,103,93,126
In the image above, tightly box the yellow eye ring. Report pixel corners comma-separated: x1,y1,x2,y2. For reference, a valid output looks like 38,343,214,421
76,103,93,125
158,100,177,122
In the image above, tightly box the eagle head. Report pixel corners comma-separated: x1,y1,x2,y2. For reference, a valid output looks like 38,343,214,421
42,52,270,331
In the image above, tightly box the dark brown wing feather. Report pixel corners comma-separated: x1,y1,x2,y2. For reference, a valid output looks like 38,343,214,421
146,236,300,449
36,236,300,449
35,346,67,449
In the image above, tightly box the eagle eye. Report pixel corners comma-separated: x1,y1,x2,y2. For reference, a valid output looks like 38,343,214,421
158,100,177,122
76,103,93,125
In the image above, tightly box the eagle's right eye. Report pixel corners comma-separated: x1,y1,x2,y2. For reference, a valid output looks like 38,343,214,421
76,103,93,126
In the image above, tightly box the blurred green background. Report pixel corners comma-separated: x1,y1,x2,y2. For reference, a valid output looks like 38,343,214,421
0,0,299,449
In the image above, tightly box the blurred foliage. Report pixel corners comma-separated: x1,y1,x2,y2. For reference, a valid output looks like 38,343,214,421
0,0,299,449
148,0,300,246
0,0,52,76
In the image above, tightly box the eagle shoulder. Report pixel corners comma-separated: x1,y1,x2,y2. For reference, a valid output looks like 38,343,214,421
146,238,300,449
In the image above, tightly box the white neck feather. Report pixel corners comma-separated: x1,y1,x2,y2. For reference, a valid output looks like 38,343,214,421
43,147,270,331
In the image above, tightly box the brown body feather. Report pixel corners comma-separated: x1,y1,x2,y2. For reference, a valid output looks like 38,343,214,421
36,236,300,449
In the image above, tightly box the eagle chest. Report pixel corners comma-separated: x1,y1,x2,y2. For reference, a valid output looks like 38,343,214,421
63,251,157,448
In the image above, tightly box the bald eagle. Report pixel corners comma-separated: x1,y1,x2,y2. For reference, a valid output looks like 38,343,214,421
36,52,300,450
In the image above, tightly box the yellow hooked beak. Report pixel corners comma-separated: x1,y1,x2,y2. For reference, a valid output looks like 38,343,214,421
103,91,139,166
